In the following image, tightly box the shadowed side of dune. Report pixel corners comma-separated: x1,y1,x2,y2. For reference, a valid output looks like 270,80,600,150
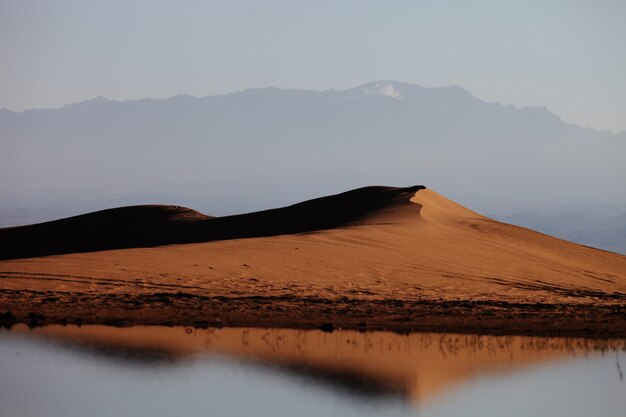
0,185,425,260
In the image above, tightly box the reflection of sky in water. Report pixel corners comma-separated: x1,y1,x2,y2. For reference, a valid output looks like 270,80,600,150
0,328,624,417
0,335,406,417
424,355,626,417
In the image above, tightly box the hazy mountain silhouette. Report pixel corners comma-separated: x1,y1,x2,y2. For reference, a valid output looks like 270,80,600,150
1,80,624,218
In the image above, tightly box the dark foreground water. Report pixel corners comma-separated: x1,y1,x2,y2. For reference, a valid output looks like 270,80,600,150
0,325,624,416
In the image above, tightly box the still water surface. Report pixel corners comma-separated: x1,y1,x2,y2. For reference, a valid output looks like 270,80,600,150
1,325,624,416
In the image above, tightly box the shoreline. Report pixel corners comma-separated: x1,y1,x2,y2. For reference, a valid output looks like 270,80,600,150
2,290,625,339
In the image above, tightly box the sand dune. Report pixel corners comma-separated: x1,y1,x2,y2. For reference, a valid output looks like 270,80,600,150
0,185,424,260
0,185,625,336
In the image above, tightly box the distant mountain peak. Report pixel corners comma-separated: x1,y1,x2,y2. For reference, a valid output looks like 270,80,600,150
82,95,109,104
61,95,111,110
360,81,405,99
348,80,476,103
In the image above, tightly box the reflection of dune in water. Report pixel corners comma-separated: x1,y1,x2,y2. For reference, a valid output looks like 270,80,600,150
10,325,626,403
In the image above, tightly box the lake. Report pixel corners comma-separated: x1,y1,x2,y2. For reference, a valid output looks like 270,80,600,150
1,325,624,416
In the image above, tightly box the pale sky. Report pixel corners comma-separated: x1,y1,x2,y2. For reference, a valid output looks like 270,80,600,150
1,0,625,132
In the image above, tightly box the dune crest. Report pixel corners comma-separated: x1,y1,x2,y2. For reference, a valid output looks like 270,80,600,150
0,185,426,260
410,188,484,222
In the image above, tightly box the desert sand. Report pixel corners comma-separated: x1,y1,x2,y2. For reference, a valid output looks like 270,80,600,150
1,186,625,336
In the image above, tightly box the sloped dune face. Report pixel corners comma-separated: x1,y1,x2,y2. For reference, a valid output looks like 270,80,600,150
384,188,626,305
